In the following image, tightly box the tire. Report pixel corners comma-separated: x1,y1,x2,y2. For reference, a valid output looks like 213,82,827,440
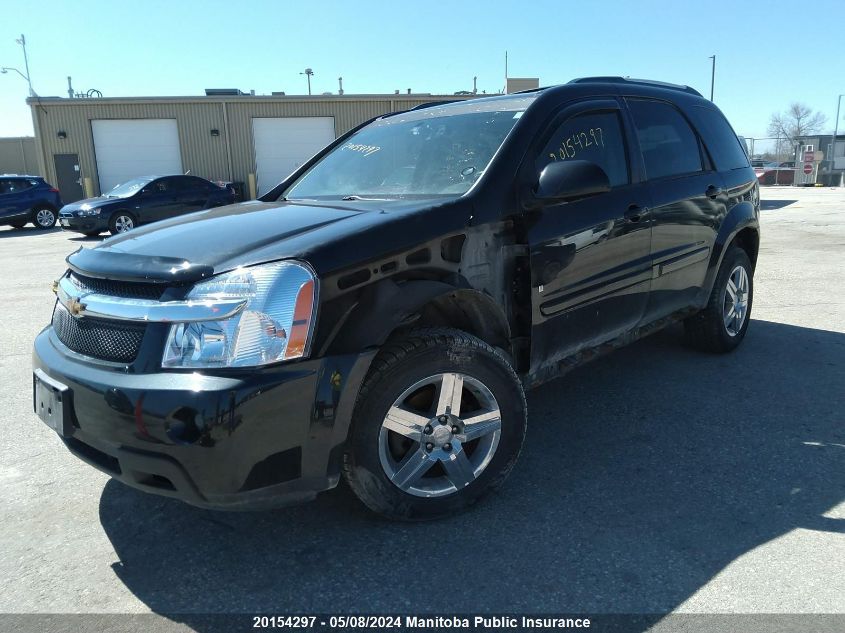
684,246,753,353
343,328,527,520
32,207,56,230
109,212,136,235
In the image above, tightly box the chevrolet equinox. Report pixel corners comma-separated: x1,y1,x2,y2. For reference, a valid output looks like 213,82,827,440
33,77,760,519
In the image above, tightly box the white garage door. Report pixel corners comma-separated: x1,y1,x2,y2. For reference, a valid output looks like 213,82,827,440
92,119,183,193
253,117,335,195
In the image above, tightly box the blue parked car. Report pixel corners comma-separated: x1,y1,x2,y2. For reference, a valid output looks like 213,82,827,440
59,174,236,236
0,175,64,230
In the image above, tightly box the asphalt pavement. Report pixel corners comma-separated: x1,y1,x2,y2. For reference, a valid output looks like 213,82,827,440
0,187,842,631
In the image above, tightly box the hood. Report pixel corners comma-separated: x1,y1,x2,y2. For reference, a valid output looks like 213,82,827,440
66,200,374,282
66,197,472,283
61,196,116,212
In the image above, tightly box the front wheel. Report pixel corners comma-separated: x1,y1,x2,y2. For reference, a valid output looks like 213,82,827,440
109,212,136,235
32,207,56,229
343,328,527,520
685,246,754,353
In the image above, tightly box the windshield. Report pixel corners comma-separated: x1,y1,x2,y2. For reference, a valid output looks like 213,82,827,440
283,107,526,200
107,177,152,198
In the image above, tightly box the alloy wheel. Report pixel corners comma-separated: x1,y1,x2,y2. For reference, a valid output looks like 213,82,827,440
114,215,134,232
378,372,502,498
35,209,55,227
723,264,750,336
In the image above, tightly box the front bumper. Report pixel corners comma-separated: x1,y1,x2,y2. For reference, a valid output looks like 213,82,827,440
33,327,374,510
58,214,109,233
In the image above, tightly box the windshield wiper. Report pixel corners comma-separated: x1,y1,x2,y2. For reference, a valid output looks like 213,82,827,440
341,195,390,201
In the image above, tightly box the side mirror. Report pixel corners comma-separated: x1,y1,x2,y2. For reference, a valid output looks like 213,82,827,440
533,160,611,204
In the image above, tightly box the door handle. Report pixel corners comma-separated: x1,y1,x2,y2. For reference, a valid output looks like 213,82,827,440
624,204,649,223
705,185,723,199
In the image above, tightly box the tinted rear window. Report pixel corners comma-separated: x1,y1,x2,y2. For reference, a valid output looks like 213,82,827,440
689,106,750,171
627,99,703,180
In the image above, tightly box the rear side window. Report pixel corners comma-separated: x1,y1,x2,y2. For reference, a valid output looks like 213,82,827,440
537,111,630,187
627,99,703,180
0,178,34,193
689,106,750,170
151,179,171,193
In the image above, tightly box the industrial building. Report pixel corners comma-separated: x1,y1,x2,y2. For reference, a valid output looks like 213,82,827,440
0,136,37,175
25,92,472,202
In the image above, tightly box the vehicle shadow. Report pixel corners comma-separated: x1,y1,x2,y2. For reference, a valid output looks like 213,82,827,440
98,319,844,625
67,234,105,243
0,226,61,238
760,199,798,211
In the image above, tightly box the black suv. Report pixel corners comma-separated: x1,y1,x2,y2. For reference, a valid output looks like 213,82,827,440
33,78,759,519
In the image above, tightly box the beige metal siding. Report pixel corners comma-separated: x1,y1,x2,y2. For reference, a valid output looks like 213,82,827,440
30,95,469,196
0,137,39,175
227,99,409,185
32,102,229,194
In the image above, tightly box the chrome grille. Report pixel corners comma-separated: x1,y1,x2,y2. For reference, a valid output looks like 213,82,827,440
68,272,165,300
52,303,146,363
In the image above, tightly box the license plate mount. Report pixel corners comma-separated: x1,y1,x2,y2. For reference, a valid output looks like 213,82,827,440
33,369,73,437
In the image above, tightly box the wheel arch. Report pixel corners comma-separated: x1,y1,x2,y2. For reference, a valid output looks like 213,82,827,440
322,278,511,358
30,201,58,213
699,200,759,304
731,226,760,270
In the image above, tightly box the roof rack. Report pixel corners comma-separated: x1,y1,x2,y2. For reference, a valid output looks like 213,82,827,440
568,76,703,97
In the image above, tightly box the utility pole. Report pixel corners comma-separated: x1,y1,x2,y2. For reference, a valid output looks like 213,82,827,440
300,68,314,95
833,94,843,186
708,55,716,102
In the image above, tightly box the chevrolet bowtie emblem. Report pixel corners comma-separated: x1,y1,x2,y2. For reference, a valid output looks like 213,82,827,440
65,296,87,317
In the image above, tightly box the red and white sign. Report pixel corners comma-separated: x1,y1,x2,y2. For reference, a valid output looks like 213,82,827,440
803,151,815,163
803,162,814,175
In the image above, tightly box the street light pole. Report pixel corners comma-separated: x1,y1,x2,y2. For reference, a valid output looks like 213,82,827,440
300,68,314,95
833,94,843,186
708,55,716,102
16,34,33,97
1,66,32,97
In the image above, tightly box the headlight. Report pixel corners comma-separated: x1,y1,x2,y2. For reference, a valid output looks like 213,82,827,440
162,261,317,368
78,207,101,216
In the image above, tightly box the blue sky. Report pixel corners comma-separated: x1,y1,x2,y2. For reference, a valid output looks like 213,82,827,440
1,0,841,150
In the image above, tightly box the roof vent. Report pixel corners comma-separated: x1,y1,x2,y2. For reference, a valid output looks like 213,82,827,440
204,88,246,96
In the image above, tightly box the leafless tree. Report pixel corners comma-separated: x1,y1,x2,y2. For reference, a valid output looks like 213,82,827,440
767,103,827,159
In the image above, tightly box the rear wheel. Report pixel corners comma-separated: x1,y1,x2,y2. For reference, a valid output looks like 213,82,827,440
343,328,527,520
685,246,753,353
109,212,136,235
32,207,56,229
